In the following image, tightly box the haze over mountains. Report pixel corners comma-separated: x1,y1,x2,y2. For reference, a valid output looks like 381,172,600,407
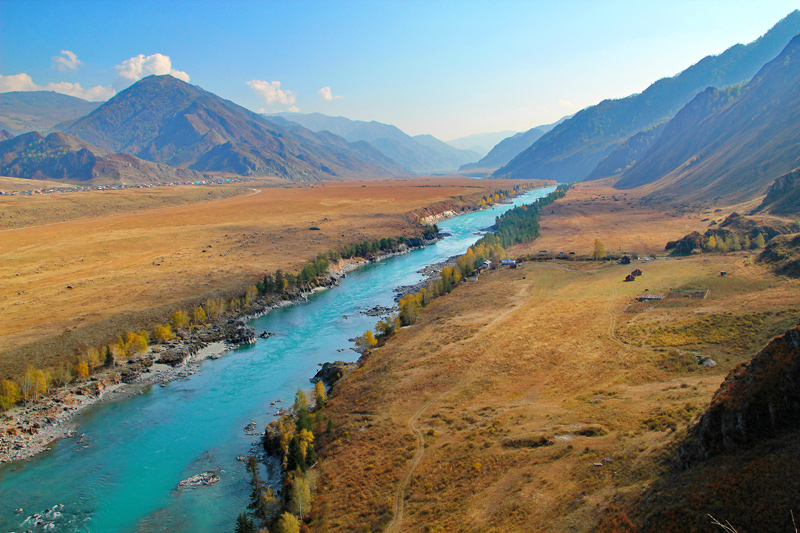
495,10,800,185
445,130,517,157
614,34,800,206
460,117,568,172
0,91,100,135
270,112,479,172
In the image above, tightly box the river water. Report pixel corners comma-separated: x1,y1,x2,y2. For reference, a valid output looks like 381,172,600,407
0,186,554,532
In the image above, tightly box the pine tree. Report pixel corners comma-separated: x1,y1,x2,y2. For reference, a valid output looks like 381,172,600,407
234,512,256,533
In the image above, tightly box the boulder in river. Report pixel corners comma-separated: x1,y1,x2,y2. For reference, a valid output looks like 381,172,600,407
177,470,220,489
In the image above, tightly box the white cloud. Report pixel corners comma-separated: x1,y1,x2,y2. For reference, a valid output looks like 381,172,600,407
287,105,300,113
247,79,296,106
0,73,114,101
52,50,83,72
558,99,575,108
115,53,190,86
317,86,343,101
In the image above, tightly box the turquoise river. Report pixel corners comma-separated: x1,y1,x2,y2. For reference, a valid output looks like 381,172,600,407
0,186,555,532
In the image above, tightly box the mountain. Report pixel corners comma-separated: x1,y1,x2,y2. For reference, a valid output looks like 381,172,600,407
614,35,800,206
61,75,403,180
0,131,205,184
584,123,667,181
270,112,478,172
446,130,517,157
494,10,800,182
0,91,101,136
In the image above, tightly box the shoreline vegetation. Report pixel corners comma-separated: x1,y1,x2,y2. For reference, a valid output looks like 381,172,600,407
0,181,549,465
239,185,570,532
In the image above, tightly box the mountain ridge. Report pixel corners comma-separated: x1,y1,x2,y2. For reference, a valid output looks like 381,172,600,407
493,10,800,182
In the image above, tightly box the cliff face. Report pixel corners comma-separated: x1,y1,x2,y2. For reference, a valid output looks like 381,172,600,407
677,325,800,469
756,166,800,215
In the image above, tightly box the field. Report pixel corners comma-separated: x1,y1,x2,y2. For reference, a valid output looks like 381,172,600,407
311,183,800,532
0,177,533,378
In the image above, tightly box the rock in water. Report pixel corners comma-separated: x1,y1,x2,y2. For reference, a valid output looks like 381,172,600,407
177,470,220,489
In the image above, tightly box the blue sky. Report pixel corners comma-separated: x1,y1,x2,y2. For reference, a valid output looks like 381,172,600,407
1,0,798,139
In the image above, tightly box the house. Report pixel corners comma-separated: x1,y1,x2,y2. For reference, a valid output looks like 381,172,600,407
632,268,643,277
618,255,631,265
481,260,492,270
624,274,636,282
501,259,516,266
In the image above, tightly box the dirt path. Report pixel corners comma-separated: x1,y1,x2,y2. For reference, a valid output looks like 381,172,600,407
384,283,531,532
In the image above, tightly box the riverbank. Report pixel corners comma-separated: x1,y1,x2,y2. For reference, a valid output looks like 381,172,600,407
0,237,449,465
0,185,548,465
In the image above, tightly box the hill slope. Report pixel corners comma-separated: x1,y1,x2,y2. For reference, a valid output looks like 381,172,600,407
494,10,800,182
0,131,206,184
270,112,478,172
614,35,800,205
0,91,100,136
62,76,401,180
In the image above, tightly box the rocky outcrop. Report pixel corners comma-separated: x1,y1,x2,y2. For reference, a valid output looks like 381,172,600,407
758,232,800,277
676,325,800,469
754,166,800,215
313,361,357,388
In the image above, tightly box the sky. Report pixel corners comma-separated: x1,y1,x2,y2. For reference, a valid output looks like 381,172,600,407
1,0,798,140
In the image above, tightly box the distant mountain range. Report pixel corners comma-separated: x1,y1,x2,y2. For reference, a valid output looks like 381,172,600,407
58,76,411,180
0,91,100,136
614,33,800,206
0,131,206,184
494,10,800,183
460,117,568,172
269,112,479,172
446,130,517,157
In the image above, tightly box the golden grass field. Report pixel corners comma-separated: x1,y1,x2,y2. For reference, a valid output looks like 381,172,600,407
0,177,533,378
311,183,800,532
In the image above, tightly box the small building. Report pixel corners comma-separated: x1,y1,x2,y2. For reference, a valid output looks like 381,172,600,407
502,259,516,266
632,268,643,277
624,274,636,282
618,255,631,265
720,271,727,276
481,260,492,270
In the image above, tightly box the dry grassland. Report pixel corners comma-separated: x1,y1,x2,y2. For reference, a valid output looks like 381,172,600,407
0,178,524,378
312,185,800,532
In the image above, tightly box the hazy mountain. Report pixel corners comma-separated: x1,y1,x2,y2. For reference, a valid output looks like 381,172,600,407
446,130,517,157
270,112,478,172
585,123,667,180
614,35,800,206
494,10,800,182
0,91,101,136
61,75,403,180
0,131,206,184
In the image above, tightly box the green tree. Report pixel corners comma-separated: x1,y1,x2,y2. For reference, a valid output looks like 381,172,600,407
753,233,766,248
592,239,606,260
706,234,718,250
234,512,256,533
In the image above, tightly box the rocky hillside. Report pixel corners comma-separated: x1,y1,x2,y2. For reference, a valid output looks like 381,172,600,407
676,325,800,468
755,166,800,215
0,130,206,184
61,75,404,180
494,10,800,182
758,233,800,277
